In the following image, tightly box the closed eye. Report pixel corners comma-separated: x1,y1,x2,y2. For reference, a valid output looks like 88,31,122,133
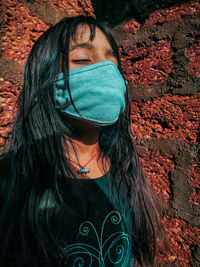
73,59,91,63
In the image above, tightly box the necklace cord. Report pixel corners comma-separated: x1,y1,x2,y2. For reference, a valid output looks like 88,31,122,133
68,151,98,168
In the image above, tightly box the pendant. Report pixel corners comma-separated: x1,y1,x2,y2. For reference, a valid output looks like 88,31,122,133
77,167,90,174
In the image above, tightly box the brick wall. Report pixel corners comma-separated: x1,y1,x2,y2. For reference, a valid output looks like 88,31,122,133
0,0,199,266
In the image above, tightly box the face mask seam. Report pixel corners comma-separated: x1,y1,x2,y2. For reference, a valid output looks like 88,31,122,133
61,111,119,125
62,61,120,77
70,62,118,76
55,61,122,82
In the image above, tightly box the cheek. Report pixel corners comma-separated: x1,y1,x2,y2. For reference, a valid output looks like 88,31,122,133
105,53,119,67
69,62,78,70
111,58,119,68
107,57,118,68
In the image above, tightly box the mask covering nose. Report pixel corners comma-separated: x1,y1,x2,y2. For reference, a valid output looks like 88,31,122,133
54,60,127,126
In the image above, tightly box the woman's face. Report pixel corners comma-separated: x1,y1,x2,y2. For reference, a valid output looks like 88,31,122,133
69,24,118,70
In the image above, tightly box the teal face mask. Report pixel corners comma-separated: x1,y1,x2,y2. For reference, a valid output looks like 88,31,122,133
54,60,127,126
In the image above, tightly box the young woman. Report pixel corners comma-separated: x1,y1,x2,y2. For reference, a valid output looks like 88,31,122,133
0,15,166,266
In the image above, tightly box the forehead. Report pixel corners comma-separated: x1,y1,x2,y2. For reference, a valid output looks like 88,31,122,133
69,24,112,48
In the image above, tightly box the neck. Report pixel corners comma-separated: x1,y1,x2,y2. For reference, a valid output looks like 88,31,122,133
63,116,110,178
64,116,100,155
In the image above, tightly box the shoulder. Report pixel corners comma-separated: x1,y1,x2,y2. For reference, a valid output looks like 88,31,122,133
0,151,11,178
0,152,12,204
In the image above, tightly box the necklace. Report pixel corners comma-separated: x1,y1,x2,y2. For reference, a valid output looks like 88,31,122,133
68,151,98,174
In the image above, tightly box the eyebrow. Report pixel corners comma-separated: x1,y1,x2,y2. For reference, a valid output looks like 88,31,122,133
70,43,94,52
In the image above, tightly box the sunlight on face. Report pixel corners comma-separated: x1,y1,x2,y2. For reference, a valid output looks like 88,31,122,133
69,24,118,70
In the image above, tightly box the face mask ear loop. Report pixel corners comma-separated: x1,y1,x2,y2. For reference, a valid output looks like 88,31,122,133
121,78,130,122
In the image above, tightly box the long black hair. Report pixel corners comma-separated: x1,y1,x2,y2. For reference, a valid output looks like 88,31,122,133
0,15,167,266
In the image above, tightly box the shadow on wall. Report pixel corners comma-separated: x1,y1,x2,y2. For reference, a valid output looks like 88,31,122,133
91,0,190,25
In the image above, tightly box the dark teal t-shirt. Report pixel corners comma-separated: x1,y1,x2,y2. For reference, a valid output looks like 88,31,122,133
56,171,135,266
